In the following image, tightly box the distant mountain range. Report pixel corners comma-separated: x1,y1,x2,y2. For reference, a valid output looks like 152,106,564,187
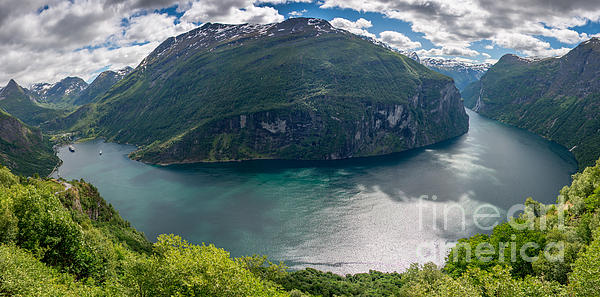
361,36,421,63
360,36,490,91
29,77,88,106
0,65,133,119
27,67,133,107
52,18,469,165
0,67,133,174
463,38,600,168
421,58,491,91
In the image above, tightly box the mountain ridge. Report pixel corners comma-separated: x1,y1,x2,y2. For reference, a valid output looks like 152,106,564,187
421,57,491,91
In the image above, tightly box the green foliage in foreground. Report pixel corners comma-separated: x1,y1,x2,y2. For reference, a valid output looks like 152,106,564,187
0,166,287,296
2,159,600,296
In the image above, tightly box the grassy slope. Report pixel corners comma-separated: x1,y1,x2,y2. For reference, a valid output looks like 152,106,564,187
73,71,126,106
95,31,438,142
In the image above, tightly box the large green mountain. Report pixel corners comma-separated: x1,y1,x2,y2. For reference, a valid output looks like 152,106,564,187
57,18,468,164
0,79,63,126
463,38,600,168
0,108,58,176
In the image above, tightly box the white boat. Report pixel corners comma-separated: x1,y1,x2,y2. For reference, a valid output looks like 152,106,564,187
68,145,75,152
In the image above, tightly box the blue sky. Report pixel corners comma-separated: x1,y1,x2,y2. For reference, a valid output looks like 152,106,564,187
1,0,600,86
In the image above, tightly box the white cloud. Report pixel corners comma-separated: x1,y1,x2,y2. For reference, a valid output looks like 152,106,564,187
418,46,480,58
124,13,196,45
181,1,284,24
379,31,421,50
330,18,423,52
330,17,376,39
0,0,597,86
256,0,312,4
490,32,569,57
288,9,307,17
320,0,600,57
0,0,289,86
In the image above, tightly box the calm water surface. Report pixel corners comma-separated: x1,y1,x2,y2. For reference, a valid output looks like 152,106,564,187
54,110,577,274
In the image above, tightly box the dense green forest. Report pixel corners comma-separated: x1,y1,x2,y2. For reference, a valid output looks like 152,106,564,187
2,157,600,296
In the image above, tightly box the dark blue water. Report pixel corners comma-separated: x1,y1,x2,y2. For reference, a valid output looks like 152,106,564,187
53,110,577,274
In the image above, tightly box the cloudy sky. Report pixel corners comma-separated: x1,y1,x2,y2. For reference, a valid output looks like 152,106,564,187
2,0,600,87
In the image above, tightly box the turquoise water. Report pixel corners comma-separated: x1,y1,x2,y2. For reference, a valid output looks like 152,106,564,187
54,110,577,274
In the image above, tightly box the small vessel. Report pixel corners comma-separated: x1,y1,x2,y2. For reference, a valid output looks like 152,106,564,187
68,145,75,152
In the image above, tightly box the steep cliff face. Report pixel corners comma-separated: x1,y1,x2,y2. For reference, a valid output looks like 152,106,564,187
134,80,468,163
463,38,600,168
63,18,469,164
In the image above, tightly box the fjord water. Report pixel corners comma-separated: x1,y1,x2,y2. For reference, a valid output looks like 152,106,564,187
54,110,576,274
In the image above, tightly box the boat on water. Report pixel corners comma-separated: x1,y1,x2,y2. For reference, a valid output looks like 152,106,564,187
68,145,75,152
